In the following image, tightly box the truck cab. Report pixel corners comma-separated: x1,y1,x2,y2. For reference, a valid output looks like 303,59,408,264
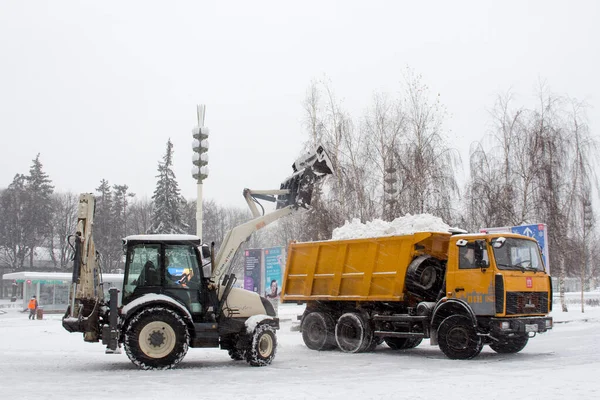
446,233,552,319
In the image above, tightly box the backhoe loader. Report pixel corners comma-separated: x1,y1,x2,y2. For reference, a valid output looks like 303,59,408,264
62,145,333,369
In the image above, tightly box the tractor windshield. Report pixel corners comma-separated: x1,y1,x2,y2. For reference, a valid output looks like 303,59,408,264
491,237,545,273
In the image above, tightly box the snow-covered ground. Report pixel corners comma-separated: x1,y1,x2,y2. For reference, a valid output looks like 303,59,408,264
1,299,599,400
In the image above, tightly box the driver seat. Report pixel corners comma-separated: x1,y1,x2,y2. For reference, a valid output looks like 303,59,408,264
142,260,160,286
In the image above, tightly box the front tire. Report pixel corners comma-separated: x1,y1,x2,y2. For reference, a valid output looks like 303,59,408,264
245,324,277,366
123,306,189,370
228,348,246,360
489,335,529,354
437,315,482,360
302,312,336,350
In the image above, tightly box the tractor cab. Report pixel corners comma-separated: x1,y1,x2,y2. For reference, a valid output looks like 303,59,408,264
122,234,211,321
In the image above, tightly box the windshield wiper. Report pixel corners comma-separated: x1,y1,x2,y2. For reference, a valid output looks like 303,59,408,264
497,263,526,273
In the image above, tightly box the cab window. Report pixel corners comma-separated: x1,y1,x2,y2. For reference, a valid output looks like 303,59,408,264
459,241,488,269
164,245,201,288
124,244,161,298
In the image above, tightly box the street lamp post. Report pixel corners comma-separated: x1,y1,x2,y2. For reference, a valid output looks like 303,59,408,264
192,104,209,238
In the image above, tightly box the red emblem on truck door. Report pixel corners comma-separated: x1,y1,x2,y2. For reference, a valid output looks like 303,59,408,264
526,277,533,288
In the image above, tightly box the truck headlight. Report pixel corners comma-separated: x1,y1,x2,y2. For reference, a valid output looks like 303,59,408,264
545,319,552,329
500,321,510,330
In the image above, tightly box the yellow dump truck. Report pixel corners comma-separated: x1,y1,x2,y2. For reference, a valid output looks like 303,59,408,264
281,231,553,359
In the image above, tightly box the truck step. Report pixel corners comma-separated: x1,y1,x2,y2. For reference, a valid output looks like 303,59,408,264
372,314,429,323
374,331,426,339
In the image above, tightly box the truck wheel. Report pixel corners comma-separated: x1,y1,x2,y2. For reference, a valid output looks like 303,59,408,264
365,336,384,352
335,312,372,353
489,335,529,354
245,324,277,367
123,306,189,370
385,337,423,350
437,315,483,360
385,337,410,349
302,312,336,351
405,338,423,349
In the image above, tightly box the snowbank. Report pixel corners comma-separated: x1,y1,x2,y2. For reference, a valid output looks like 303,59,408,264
332,214,452,240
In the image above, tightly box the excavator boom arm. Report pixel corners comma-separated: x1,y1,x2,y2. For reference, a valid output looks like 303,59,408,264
212,145,334,284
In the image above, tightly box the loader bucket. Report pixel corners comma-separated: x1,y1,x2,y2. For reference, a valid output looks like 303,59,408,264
277,145,334,209
292,145,334,176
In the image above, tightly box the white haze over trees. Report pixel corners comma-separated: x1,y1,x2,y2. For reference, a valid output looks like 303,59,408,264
1,76,599,305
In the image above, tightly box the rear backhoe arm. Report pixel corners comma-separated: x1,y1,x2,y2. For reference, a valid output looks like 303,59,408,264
62,193,103,341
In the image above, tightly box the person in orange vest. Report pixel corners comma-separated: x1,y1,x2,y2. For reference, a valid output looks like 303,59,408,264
28,295,38,320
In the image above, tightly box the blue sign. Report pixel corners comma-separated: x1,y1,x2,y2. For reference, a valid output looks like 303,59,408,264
264,247,283,300
510,224,549,272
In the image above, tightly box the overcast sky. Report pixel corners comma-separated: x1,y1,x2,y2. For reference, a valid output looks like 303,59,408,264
1,0,598,209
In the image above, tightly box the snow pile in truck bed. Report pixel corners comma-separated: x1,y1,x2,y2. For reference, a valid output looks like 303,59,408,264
331,214,452,240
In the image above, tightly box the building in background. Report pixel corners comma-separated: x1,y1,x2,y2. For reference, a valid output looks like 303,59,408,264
2,271,123,312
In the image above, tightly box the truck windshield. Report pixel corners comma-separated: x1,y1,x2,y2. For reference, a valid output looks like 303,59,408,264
492,238,544,272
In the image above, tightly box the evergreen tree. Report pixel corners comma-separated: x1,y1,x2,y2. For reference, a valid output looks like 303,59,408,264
24,154,54,267
0,175,29,268
148,139,187,234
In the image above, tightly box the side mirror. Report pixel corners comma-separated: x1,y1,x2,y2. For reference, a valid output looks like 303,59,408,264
201,243,211,259
492,237,506,248
474,240,488,269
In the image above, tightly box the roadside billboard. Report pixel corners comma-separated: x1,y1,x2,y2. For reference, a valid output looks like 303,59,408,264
263,247,284,313
243,249,262,294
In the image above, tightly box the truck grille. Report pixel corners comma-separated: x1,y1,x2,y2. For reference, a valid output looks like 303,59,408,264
505,291,548,315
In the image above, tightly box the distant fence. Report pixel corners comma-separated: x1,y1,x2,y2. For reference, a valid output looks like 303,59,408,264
553,291,600,307
551,277,599,293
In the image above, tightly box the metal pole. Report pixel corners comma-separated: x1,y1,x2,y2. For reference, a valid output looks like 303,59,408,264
196,104,206,239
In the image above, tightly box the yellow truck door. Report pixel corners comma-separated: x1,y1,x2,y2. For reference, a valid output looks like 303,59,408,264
446,238,495,316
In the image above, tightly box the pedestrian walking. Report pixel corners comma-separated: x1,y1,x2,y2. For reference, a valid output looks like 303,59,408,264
28,295,38,320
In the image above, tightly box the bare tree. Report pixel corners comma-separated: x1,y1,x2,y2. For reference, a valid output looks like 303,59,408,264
48,192,78,269
464,85,599,313
395,71,459,223
128,196,154,236
465,92,533,230
363,92,405,220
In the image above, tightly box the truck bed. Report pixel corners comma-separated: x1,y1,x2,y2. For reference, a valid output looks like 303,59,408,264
281,232,450,302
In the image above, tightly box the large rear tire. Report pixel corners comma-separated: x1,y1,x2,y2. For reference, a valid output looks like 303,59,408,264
489,335,529,354
123,306,189,370
437,315,483,360
302,312,336,351
335,312,372,353
245,324,277,367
